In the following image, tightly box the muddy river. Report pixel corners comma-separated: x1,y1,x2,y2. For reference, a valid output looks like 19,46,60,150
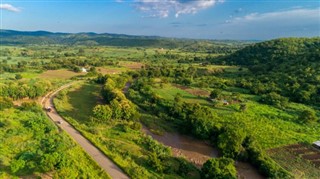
142,127,264,179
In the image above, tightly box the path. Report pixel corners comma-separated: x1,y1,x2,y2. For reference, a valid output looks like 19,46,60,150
41,82,129,179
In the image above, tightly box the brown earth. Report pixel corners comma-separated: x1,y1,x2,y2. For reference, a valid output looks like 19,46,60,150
120,62,144,69
142,126,264,179
173,84,210,96
39,69,81,79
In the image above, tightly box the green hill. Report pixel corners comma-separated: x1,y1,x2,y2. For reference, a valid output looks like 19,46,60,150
218,37,320,105
0,29,249,52
222,37,319,69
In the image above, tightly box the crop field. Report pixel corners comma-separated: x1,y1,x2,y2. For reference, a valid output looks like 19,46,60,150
268,144,320,178
119,61,144,70
152,83,211,105
39,69,82,79
96,67,126,75
173,84,210,97
148,79,320,150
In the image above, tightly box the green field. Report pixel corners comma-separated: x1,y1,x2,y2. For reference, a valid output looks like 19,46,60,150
150,80,320,150
53,81,200,179
1,37,319,178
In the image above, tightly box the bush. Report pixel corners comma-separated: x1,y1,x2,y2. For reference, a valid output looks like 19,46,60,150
260,92,288,108
201,157,237,179
0,97,13,110
93,105,113,122
298,109,318,123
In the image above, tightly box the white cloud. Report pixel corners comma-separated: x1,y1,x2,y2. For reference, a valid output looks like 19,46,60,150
227,8,320,25
0,3,20,12
134,0,223,18
216,8,320,39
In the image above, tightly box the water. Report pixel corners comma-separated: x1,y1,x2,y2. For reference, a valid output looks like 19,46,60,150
142,126,264,179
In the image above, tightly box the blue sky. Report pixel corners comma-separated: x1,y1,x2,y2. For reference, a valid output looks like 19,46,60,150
1,0,319,40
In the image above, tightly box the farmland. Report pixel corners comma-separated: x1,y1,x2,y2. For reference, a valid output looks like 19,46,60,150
0,34,319,179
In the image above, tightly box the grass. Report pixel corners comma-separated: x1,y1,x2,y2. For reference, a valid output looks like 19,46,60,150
152,83,211,105
0,108,110,179
39,69,82,80
96,67,127,75
54,81,103,121
149,80,320,150
53,81,200,179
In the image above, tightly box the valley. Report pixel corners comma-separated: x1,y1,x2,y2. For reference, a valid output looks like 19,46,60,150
0,32,319,179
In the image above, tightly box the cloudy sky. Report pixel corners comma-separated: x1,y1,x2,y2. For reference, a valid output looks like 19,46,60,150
1,0,319,40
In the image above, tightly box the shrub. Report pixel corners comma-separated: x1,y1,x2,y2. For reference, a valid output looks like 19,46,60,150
298,109,318,123
201,157,237,179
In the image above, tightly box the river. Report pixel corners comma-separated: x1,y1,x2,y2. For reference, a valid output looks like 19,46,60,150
142,126,264,179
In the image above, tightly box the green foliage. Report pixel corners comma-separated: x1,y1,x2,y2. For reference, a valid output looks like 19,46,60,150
210,89,222,99
0,107,109,178
0,97,13,110
0,79,52,100
298,109,318,123
260,92,288,108
54,82,199,178
201,157,237,179
220,37,320,106
15,74,23,80
93,104,113,122
217,127,246,159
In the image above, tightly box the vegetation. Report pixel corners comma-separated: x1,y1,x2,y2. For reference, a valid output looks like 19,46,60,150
1,33,319,178
201,158,237,179
53,80,200,178
217,38,320,106
0,103,109,178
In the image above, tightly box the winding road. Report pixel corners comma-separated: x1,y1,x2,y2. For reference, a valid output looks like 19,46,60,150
41,82,129,179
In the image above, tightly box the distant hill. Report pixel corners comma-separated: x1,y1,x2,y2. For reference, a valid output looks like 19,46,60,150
221,37,319,68
0,29,250,52
217,37,320,105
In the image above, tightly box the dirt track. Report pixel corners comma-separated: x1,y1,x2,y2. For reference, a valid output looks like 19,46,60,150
41,82,129,179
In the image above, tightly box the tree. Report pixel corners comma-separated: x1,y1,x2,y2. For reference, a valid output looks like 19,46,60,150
239,103,247,112
10,159,26,173
260,92,288,108
218,126,246,158
0,97,13,110
93,105,113,122
210,89,222,99
298,109,318,123
201,157,237,179
15,74,23,80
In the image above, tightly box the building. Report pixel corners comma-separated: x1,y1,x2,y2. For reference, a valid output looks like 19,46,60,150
313,141,320,149
81,67,87,73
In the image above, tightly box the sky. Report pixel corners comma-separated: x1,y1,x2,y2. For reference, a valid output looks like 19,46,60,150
1,0,319,40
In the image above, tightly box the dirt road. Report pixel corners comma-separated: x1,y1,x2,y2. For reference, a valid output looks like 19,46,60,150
41,82,129,179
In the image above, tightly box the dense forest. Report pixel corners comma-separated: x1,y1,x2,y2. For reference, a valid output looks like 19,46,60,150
215,38,320,106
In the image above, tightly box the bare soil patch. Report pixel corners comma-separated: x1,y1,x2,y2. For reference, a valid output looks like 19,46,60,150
96,67,123,75
39,70,80,79
173,84,210,97
120,62,144,70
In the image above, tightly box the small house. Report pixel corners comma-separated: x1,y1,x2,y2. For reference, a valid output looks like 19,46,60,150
313,141,320,149
222,100,229,106
81,67,87,73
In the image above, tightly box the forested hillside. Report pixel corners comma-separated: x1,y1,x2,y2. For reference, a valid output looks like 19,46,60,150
0,29,248,52
215,38,320,106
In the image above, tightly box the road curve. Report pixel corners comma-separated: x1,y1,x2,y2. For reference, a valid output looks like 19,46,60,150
41,82,129,179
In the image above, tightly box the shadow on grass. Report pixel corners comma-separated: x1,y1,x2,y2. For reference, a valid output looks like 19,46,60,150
63,82,103,123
